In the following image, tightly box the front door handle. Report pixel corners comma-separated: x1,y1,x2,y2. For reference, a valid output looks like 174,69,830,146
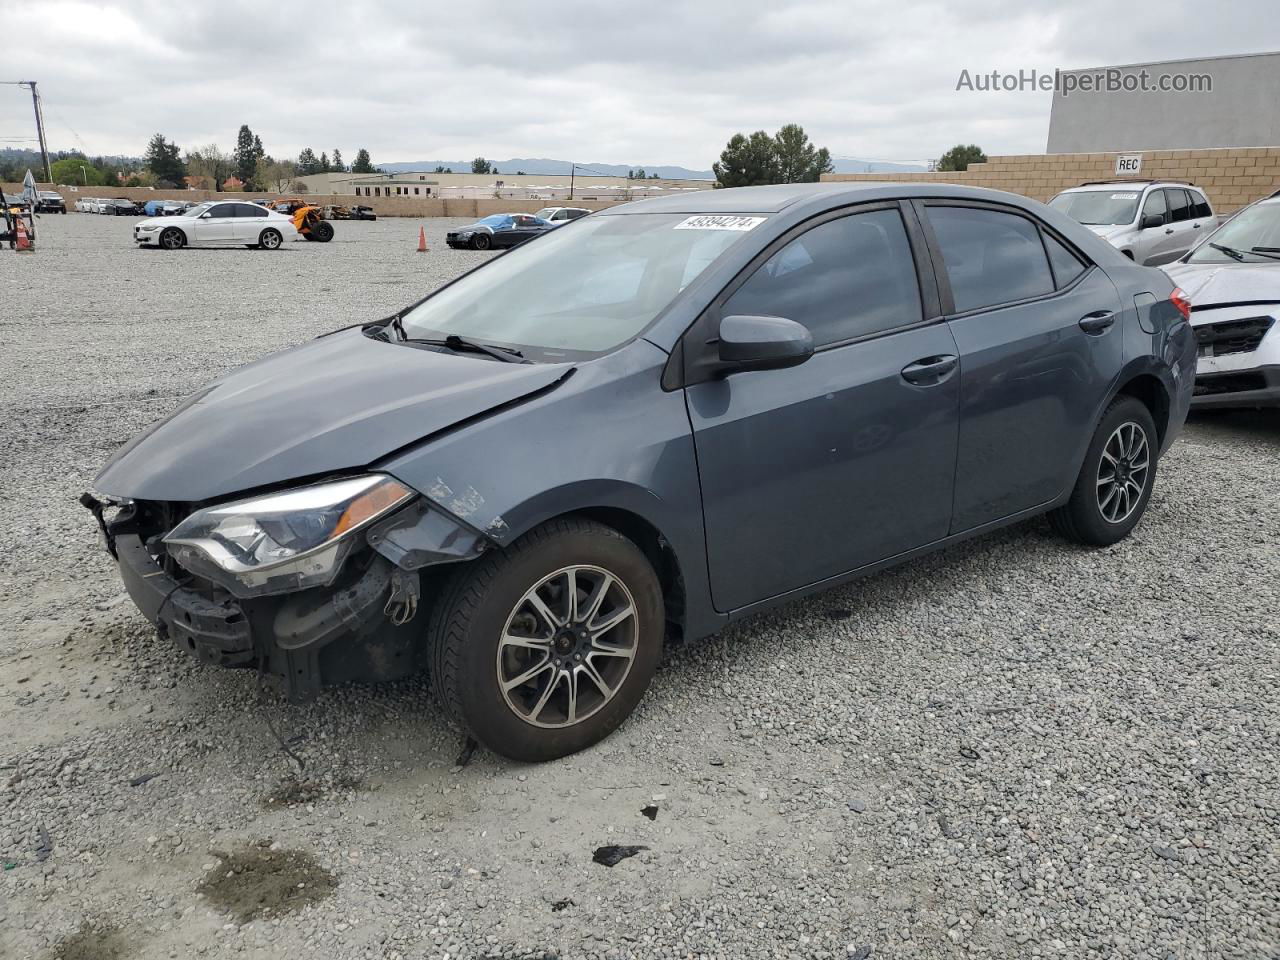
1165,228,1175,235
1079,310,1116,334
901,354,958,385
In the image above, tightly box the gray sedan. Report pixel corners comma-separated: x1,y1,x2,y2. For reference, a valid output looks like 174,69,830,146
87,182,1195,761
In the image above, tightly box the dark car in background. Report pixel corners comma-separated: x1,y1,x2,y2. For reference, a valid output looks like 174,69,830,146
87,183,1194,763
36,191,66,214
446,213,553,250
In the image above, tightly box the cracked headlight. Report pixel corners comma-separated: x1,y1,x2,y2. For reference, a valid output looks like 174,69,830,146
164,475,414,597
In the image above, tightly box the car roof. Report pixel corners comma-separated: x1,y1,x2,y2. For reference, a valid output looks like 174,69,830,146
599,181,1063,216
1057,181,1200,193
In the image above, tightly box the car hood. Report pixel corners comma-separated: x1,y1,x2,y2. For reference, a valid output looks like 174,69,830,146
1085,223,1133,242
136,216,184,228
1162,261,1280,306
95,329,574,502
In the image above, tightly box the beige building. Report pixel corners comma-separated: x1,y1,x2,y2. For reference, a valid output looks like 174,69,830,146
294,170,712,201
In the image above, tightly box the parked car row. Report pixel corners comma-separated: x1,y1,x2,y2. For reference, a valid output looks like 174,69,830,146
1051,179,1280,410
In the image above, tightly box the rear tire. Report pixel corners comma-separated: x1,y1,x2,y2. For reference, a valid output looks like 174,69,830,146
1049,395,1158,546
310,221,334,243
426,518,663,762
159,227,185,250
258,228,283,250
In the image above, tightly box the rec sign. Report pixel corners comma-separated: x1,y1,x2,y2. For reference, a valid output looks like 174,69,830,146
1114,154,1143,176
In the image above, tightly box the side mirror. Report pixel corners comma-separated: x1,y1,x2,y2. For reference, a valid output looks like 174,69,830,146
1140,213,1165,229
717,314,814,373
199,212,212,219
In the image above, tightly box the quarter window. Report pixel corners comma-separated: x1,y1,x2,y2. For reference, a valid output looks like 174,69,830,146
927,206,1055,313
1043,232,1086,288
1190,190,1212,219
723,208,923,347
1166,188,1191,223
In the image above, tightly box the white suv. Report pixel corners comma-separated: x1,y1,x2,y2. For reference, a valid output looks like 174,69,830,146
1049,181,1218,266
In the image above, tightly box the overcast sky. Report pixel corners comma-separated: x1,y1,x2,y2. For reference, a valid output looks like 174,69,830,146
4,0,1278,169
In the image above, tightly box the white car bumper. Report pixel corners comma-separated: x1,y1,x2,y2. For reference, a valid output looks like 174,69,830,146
1190,304,1280,407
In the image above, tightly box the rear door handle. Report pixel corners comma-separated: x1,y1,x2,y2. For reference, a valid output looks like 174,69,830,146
1165,228,1175,234
1079,310,1116,334
901,354,958,385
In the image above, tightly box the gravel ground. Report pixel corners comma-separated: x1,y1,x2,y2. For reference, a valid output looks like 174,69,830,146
2,213,1278,960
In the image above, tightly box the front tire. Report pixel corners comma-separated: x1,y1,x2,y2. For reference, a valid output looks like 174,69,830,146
427,518,664,762
471,233,492,251
1049,395,1158,546
159,227,185,251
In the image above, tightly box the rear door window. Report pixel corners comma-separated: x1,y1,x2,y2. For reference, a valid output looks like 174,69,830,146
926,206,1055,313
1166,189,1191,223
723,207,923,347
236,203,268,217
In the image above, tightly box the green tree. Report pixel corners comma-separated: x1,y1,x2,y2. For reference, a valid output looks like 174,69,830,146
470,157,491,174
256,157,298,193
318,151,330,173
50,154,104,185
233,125,259,187
351,148,375,173
773,123,833,183
492,167,500,175
186,144,231,190
630,167,647,180
937,144,987,172
712,131,780,188
144,133,186,186
331,149,344,172
297,147,319,175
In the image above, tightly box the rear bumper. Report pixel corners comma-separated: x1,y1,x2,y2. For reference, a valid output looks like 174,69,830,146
1191,364,1280,409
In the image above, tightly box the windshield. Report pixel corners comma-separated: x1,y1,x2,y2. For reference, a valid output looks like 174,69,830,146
534,208,554,220
1187,202,1280,263
1049,190,1141,226
475,215,511,227
399,212,758,359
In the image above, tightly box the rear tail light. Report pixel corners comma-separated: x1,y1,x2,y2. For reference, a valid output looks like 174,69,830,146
1170,287,1192,321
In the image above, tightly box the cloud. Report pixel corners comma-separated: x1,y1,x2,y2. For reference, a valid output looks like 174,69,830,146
6,0,1276,167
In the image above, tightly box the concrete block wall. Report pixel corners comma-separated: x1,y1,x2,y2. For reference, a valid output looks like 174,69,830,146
823,146,1280,213
1,183,627,219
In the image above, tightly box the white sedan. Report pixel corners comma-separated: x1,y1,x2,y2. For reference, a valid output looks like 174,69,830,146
133,200,300,250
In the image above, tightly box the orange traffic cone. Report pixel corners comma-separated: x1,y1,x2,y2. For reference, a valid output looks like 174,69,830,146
15,216,31,252
416,226,428,253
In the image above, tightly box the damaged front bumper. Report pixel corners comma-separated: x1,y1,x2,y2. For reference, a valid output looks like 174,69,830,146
89,490,490,701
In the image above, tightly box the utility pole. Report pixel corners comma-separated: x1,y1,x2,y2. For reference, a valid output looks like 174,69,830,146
24,82,52,183
1,80,52,182
569,163,575,201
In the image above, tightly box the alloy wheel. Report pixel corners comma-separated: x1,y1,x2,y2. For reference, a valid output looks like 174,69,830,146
1096,421,1150,524
497,564,638,728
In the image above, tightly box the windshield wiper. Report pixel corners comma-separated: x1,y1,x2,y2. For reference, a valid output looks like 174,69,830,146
1248,246,1280,261
1209,242,1246,262
402,333,526,363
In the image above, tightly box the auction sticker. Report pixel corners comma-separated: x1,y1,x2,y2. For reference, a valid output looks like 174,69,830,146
674,215,766,231
1110,193,1139,200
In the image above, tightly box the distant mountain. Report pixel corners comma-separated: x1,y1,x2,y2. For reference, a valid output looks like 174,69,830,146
376,158,715,179
377,155,926,178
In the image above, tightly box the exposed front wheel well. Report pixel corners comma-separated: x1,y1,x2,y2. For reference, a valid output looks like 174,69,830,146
1116,374,1171,448
569,507,686,642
